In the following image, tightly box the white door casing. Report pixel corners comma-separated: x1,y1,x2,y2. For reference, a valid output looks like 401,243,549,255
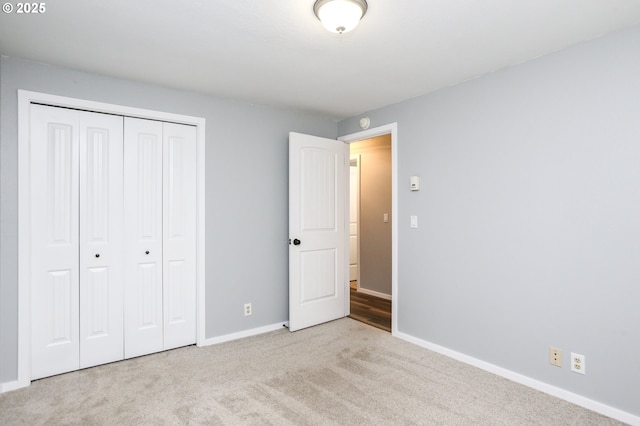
30,105,81,380
162,122,197,350
79,111,124,369
289,132,347,332
123,117,164,358
339,123,398,335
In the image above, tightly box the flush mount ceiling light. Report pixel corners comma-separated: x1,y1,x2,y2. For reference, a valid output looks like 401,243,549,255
314,0,368,34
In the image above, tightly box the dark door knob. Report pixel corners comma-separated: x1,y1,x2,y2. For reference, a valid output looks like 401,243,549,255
145,251,150,255
293,239,301,246
95,254,100,258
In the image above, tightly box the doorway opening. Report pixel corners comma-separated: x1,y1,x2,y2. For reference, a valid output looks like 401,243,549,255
347,134,392,332
287,124,397,334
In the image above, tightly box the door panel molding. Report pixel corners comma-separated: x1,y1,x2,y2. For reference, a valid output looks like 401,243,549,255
162,122,197,350
79,110,124,370
29,105,80,379
123,117,164,358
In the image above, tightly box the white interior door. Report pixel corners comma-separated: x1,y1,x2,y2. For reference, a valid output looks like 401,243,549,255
349,156,360,282
30,105,81,380
79,111,124,368
162,122,197,350
289,132,347,332
124,117,164,358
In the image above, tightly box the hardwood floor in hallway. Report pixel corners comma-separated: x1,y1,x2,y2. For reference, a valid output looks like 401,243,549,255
349,285,391,332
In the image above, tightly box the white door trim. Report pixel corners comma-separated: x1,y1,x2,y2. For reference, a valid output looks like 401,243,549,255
17,90,206,389
339,123,398,335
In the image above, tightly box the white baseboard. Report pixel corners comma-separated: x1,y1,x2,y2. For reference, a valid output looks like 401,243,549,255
199,322,289,347
0,379,26,394
2,322,290,394
394,331,639,426
357,287,391,300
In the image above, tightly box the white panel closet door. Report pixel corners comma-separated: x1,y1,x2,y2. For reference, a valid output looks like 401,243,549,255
162,123,197,350
30,105,81,380
124,118,164,358
30,106,197,378
79,111,124,368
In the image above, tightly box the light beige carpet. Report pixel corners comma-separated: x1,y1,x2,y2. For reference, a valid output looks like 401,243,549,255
0,318,622,425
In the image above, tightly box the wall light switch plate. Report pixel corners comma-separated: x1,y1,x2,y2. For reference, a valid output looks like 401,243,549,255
410,176,420,191
410,215,418,228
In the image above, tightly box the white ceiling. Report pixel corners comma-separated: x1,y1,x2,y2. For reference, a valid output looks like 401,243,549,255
2,0,640,120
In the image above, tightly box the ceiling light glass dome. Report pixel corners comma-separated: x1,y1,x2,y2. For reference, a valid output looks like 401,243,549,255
314,0,368,34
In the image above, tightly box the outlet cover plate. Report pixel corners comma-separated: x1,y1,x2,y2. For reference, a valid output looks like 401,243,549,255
571,353,585,374
549,347,562,367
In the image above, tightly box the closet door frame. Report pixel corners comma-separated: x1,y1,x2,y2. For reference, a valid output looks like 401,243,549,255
17,90,206,390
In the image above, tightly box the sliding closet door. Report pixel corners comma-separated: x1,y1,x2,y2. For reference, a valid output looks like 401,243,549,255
79,111,124,368
123,118,164,358
163,123,197,350
30,105,81,380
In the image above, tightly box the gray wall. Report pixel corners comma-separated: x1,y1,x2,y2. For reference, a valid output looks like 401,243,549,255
339,25,640,416
3,24,640,418
351,136,392,296
0,56,337,383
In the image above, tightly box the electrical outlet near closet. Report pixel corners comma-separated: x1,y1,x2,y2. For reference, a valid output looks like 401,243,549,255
244,303,252,316
549,347,562,367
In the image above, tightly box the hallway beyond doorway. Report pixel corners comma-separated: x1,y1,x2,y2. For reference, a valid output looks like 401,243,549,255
349,282,391,332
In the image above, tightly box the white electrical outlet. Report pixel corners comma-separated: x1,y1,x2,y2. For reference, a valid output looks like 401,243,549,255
244,303,252,316
571,353,585,374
